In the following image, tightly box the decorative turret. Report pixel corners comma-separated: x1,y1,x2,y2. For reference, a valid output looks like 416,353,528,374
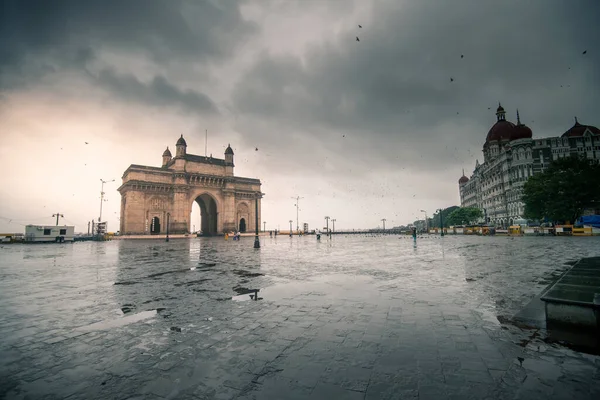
162,146,172,167
176,134,187,157
458,168,469,184
224,144,234,176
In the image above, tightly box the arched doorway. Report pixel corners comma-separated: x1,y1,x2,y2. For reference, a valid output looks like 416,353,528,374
239,218,246,233
150,216,161,234
193,193,218,236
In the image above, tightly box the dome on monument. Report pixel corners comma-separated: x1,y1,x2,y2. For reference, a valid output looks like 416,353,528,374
162,147,172,157
176,134,187,146
459,175,469,184
225,144,234,155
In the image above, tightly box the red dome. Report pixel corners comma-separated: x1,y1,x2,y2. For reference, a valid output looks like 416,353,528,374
512,124,532,140
458,175,469,184
486,120,515,142
561,120,600,138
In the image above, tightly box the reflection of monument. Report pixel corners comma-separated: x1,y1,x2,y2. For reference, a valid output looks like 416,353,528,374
118,135,262,235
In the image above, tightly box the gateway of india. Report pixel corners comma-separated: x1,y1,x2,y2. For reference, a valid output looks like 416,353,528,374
118,135,262,235
458,104,599,227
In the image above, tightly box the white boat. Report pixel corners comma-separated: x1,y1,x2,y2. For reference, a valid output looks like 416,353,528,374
25,225,75,243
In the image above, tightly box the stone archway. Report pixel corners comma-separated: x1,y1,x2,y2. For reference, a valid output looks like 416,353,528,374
236,202,250,233
239,218,246,233
150,216,161,234
194,193,218,236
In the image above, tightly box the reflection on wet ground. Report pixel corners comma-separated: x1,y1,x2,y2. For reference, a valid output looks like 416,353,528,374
1,235,600,399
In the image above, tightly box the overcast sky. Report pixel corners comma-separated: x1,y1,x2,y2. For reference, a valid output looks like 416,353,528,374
1,0,599,233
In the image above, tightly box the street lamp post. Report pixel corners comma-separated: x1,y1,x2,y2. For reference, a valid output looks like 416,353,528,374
254,192,261,249
166,212,170,242
263,221,266,232
289,220,293,237
291,196,304,232
420,210,428,233
99,178,115,223
438,208,445,236
325,216,330,237
332,219,336,234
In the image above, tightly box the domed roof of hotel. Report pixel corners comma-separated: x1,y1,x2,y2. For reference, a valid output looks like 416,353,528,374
561,118,600,138
486,120,516,142
458,169,469,184
511,110,533,141
485,103,515,143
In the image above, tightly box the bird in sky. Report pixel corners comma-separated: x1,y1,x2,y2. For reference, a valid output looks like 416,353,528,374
450,78,454,82
356,37,360,42
358,25,362,28
582,50,587,55
255,147,258,151
85,142,89,144
461,54,464,58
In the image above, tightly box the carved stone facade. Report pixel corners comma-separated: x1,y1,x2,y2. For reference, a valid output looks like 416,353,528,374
118,135,262,235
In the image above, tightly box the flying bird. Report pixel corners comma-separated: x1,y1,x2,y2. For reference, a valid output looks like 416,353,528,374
582,50,587,55
255,147,258,151
461,54,464,58
85,142,89,144
356,37,360,42
450,78,454,82
358,25,362,28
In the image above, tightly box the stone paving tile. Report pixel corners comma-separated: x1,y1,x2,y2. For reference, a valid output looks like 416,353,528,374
2,237,600,399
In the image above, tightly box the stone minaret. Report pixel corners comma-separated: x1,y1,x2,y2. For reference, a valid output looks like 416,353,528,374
176,134,187,158
225,144,234,176
162,147,172,167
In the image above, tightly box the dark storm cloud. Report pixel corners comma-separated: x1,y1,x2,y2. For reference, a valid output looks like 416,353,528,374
0,0,257,88
231,0,600,171
94,68,217,114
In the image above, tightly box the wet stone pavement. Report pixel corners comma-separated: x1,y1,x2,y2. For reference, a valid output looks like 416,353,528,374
1,235,600,399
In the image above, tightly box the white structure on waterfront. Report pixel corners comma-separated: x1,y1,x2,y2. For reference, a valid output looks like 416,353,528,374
25,225,75,242
459,104,600,227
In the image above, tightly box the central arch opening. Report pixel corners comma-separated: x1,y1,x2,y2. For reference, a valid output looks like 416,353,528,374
239,218,246,233
150,216,161,234
192,194,218,236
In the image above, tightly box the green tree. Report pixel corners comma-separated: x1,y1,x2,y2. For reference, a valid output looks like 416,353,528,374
431,206,459,228
446,207,484,226
522,156,600,224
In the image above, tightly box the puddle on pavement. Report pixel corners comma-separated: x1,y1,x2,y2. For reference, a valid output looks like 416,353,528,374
230,274,376,302
76,310,158,332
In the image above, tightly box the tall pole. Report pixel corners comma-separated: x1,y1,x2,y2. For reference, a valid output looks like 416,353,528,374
289,220,293,237
53,213,64,226
325,216,330,236
88,221,90,235
99,178,115,222
166,213,170,242
254,193,260,248
332,219,336,233
263,221,266,232
291,196,303,232
439,208,445,237
381,218,386,231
